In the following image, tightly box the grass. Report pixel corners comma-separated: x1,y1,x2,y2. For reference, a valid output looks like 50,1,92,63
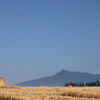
0,86,100,100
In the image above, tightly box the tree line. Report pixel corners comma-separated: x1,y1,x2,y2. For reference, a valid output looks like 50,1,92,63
65,80,100,86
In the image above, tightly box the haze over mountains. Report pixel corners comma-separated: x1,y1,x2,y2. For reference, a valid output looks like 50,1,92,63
16,70,100,87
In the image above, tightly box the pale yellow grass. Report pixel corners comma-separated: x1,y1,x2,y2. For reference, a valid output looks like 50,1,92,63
0,86,100,100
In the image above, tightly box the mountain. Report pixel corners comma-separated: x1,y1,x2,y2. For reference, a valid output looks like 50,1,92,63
16,69,100,87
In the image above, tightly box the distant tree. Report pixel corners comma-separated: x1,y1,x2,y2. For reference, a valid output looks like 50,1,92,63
65,80,100,87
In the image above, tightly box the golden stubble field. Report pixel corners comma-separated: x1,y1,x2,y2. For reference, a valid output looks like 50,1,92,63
0,86,100,100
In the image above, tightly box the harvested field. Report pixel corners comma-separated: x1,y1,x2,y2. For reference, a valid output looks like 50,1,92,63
0,86,100,100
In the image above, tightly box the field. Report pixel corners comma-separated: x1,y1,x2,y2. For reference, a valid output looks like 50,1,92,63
0,86,100,100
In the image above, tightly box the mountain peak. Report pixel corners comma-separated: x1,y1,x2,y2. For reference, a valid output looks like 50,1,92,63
54,69,70,76
59,69,71,73
61,69,66,72
16,69,100,87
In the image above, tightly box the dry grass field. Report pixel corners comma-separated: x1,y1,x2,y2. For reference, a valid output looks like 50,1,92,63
0,86,100,100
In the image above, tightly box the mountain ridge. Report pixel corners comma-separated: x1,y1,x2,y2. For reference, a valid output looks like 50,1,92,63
16,69,100,87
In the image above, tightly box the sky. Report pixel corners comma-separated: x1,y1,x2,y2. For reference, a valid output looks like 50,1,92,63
0,0,100,85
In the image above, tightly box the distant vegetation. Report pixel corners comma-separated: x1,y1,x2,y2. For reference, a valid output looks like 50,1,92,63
65,80,100,87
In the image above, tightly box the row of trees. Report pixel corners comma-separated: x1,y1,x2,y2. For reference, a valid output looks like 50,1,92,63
65,80,100,86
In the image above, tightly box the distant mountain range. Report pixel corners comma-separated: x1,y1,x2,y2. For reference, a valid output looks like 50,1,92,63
16,69,100,87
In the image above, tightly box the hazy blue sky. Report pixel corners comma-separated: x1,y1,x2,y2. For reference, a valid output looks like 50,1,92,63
0,0,100,85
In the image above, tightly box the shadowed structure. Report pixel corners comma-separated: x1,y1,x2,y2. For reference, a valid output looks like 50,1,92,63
0,77,6,87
